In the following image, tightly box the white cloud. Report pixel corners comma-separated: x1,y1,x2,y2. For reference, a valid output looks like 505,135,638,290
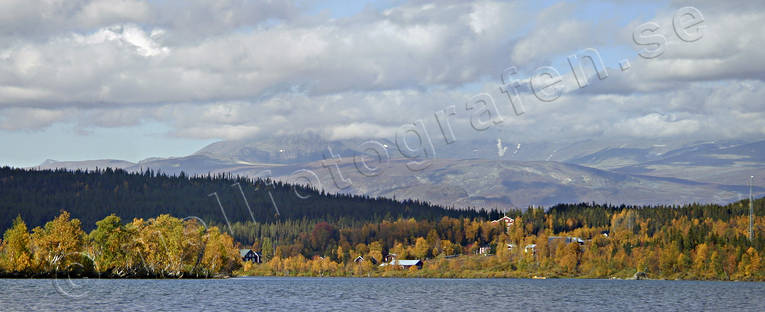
613,113,701,137
328,122,397,140
0,107,70,130
179,124,261,141
74,24,169,57
76,0,150,27
0,0,763,148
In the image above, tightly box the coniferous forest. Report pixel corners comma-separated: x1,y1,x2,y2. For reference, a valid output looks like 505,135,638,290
0,167,762,280
0,167,496,232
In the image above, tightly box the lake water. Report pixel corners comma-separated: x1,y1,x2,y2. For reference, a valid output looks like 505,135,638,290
0,277,762,311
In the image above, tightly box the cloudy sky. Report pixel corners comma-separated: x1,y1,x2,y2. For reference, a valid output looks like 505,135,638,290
0,0,763,167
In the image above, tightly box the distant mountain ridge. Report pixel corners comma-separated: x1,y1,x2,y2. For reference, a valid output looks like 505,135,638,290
37,159,136,171
194,132,397,164
31,134,765,210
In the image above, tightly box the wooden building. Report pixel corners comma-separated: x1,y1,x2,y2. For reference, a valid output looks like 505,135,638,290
240,249,262,264
354,256,378,265
491,216,515,232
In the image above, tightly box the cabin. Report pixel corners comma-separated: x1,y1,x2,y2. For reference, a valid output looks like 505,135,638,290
240,249,262,264
354,256,378,265
380,259,423,270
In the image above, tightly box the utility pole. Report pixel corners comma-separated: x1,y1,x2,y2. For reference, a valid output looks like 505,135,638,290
750,176,755,242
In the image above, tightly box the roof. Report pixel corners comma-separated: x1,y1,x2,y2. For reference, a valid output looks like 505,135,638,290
548,236,584,244
239,249,253,257
492,216,515,223
380,259,422,266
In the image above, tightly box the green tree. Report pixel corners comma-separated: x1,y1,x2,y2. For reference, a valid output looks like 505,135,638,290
262,237,274,261
89,214,129,274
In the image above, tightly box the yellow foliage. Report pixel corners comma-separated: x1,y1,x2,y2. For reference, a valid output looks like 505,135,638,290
0,216,32,273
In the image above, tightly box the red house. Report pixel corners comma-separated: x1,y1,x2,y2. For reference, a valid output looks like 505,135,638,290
491,216,515,232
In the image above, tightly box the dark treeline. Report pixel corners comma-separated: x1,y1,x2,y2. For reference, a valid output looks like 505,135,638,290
0,167,499,232
507,201,765,238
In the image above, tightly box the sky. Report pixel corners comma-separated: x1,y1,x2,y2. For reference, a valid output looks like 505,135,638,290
0,0,764,167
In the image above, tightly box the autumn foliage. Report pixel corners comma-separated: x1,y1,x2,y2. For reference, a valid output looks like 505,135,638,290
237,201,764,281
1,199,763,281
0,212,240,278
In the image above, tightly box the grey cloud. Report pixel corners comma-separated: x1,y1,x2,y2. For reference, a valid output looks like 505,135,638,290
0,107,72,130
0,0,529,109
0,0,762,148
0,0,150,41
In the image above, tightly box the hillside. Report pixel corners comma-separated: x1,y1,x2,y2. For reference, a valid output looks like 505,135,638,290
0,167,496,232
260,158,764,210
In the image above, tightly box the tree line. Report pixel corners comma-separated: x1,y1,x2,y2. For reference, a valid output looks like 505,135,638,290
0,212,240,277
0,166,498,232
0,166,762,280
237,199,763,280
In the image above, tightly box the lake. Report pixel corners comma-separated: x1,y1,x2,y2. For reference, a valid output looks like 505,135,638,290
0,277,762,311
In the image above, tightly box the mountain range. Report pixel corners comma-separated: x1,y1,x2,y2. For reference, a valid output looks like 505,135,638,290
33,134,765,210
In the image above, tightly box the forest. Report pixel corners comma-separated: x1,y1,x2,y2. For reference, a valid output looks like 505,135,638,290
234,199,763,280
0,167,497,231
0,167,762,280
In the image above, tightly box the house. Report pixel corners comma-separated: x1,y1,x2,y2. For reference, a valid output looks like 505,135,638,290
240,249,262,264
524,244,536,254
507,243,517,251
601,230,610,237
491,215,515,232
478,245,492,255
379,259,423,270
384,253,397,263
548,236,585,245
354,255,378,265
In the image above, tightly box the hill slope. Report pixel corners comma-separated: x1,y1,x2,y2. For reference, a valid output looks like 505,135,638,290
0,167,494,231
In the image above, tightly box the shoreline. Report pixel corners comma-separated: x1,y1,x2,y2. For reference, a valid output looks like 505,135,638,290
2,275,761,283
